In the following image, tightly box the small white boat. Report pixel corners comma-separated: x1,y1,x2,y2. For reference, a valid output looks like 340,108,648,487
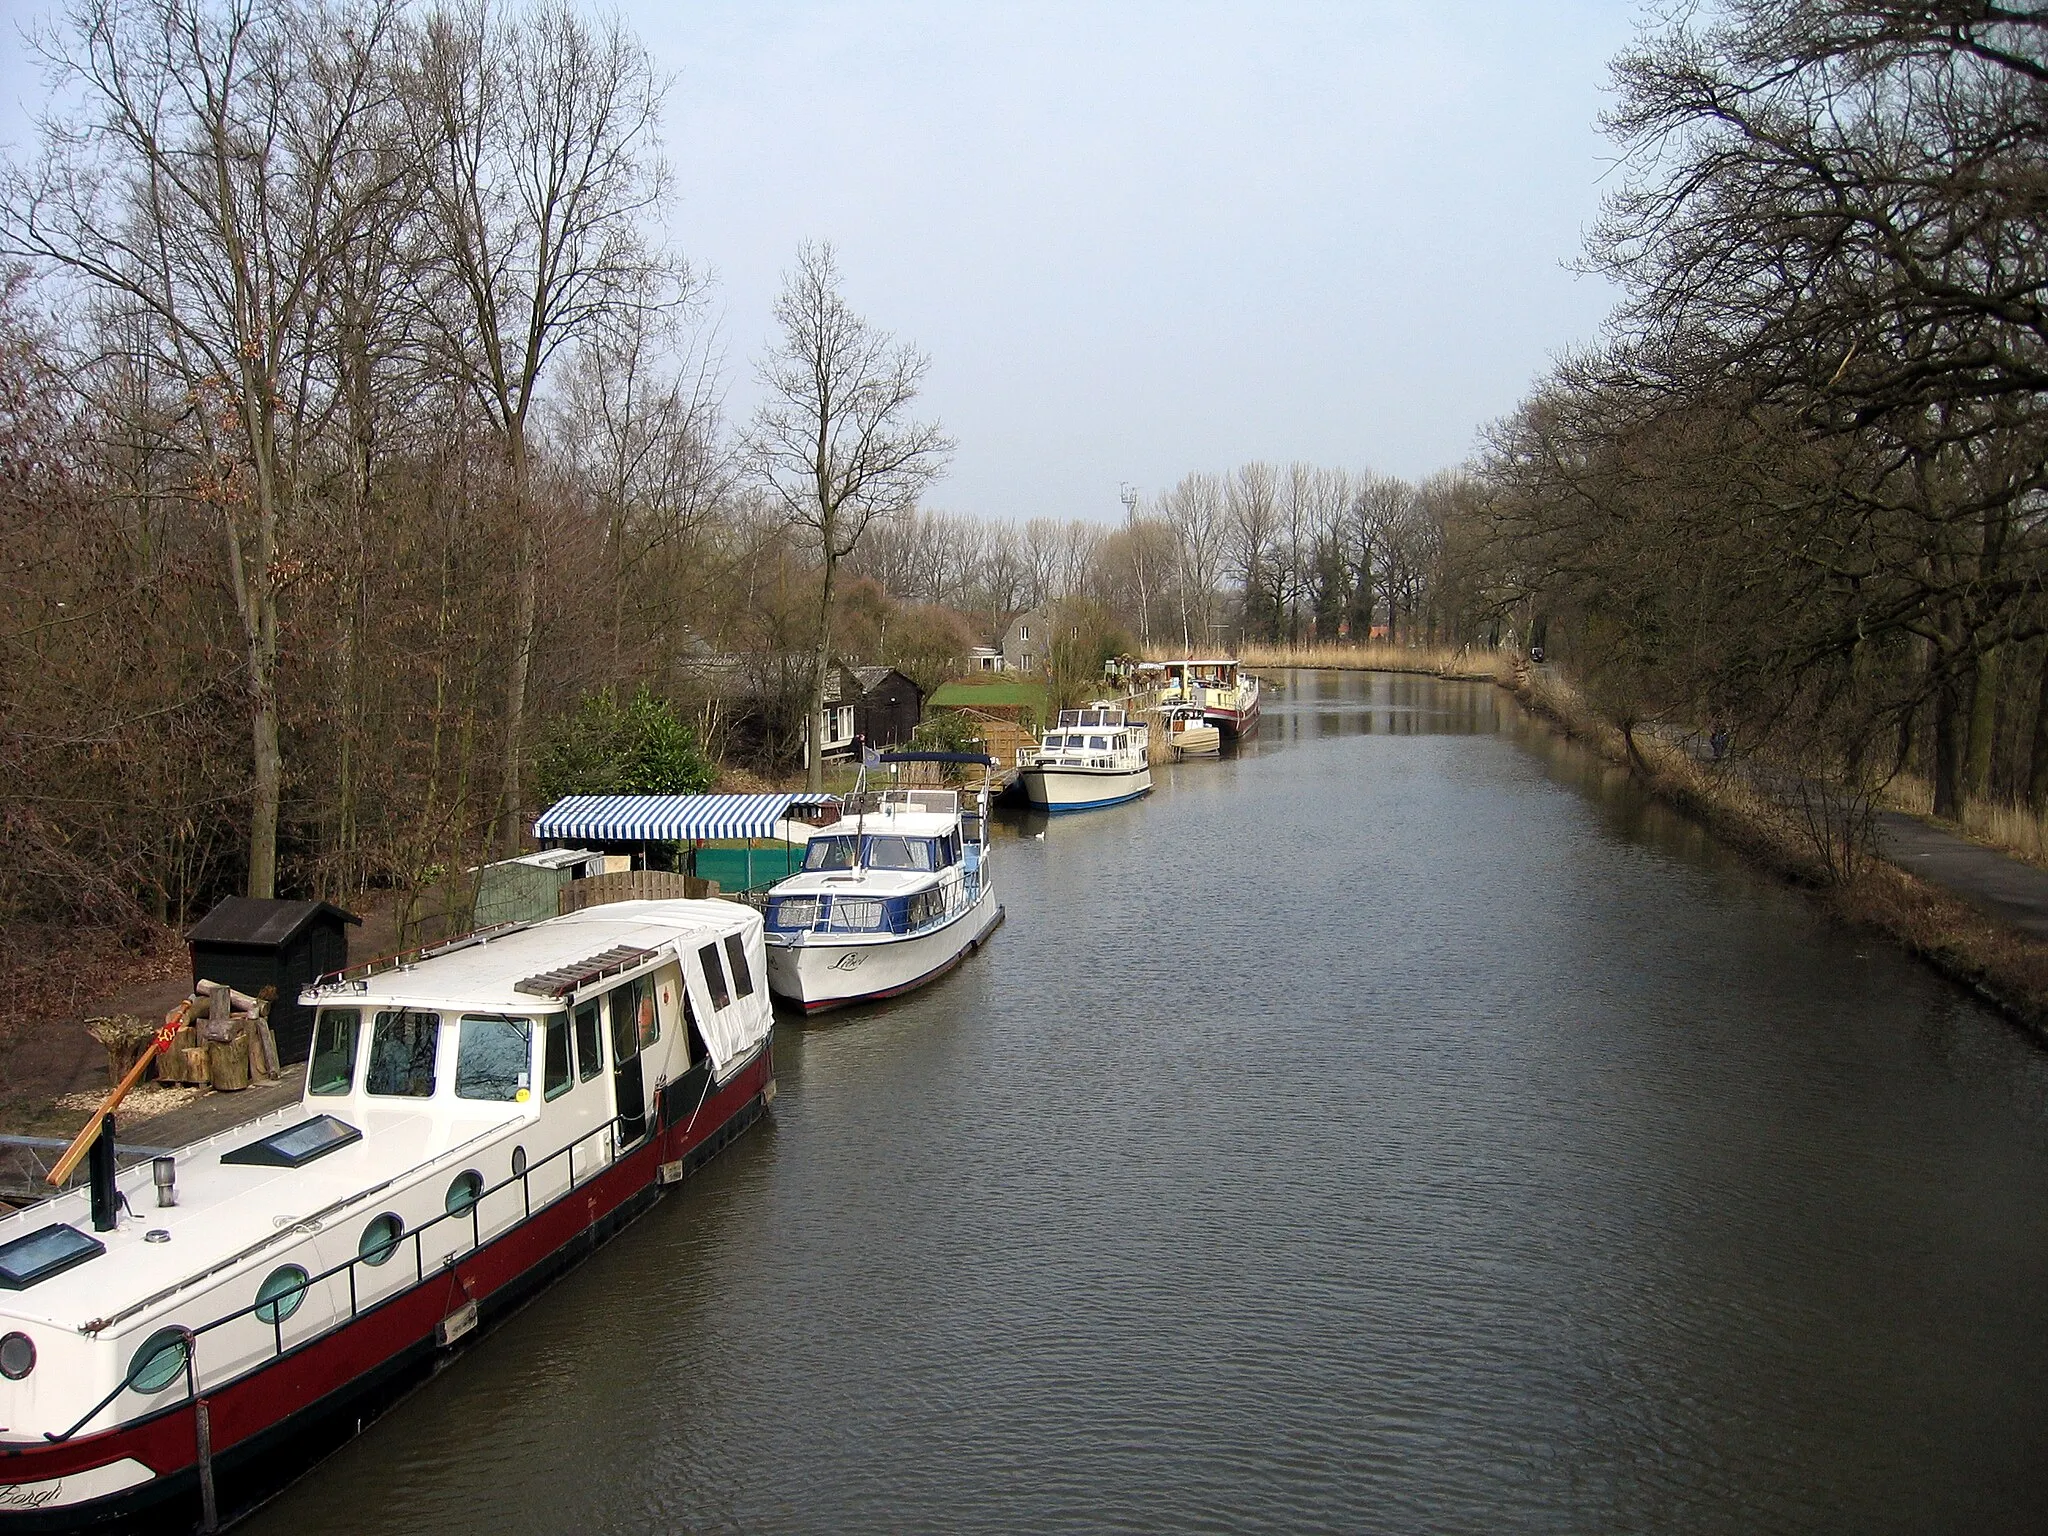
1162,705,1221,758
1017,705,1152,811
762,753,1002,1014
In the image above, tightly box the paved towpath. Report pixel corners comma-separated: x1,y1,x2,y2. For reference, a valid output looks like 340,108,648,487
1876,811,2048,940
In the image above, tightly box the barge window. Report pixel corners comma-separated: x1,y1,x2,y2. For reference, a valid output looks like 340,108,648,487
722,933,755,997
803,836,859,871
128,1328,188,1394
456,1015,532,1102
255,1265,309,1325
446,1169,483,1215
308,1009,360,1095
574,999,603,1081
699,943,732,1009
359,1212,404,1267
608,980,643,1065
366,1011,439,1098
543,1014,573,1100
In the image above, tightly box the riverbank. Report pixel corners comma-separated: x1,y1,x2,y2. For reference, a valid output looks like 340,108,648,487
1504,663,2048,1043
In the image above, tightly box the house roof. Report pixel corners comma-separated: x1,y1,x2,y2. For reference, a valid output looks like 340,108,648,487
850,665,919,694
186,897,361,949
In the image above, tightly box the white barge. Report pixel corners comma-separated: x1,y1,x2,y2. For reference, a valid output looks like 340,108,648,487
763,753,1002,1013
0,899,774,1531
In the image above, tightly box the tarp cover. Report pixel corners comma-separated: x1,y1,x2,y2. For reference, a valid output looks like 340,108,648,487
534,792,837,843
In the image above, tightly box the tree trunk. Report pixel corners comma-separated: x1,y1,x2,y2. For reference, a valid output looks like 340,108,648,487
498,431,537,856
1966,643,2001,802
2025,641,2048,813
807,553,837,793
1932,662,1968,819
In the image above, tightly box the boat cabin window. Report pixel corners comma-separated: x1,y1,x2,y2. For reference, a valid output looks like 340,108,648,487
803,835,860,871
366,1010,439,1097
1089,735,1108,750
543,1014,573,1100
455,1015,532,1102
308,1009,360,1096
865,835,935,871
574,999,603,1081
723,932,755,997
699,943,732,1009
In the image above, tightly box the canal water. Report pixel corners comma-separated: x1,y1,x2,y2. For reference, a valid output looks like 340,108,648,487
246,671,2048,1535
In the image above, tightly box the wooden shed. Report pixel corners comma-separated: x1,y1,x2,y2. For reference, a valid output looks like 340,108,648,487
186,898,361,1066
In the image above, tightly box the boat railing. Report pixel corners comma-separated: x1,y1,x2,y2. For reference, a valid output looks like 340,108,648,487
46,1110,643,1446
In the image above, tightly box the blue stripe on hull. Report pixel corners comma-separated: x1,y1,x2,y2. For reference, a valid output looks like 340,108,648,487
1041,787,1152,813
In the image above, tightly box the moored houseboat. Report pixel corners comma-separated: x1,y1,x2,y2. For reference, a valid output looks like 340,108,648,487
0,899,773,1531
762,753,1002,1013
1137,658,1262,737
1017,705,1152,811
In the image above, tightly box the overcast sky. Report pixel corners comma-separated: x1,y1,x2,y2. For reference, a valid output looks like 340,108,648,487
0,0,1642,523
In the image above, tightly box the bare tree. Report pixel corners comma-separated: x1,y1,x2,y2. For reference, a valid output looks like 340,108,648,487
5,0,407,897
747,241,952,791
405,0,672,851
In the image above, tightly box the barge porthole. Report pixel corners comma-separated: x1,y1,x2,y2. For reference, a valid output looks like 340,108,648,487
511,1145,527,1178
446,1169,483,1215
360,1211,404,1266
0,1331,33,1379
255,1265,309,1324
128,1328,188,1393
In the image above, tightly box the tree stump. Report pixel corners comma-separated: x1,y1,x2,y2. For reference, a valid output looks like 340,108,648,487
179,1047,213,1086
208,1034,251,1091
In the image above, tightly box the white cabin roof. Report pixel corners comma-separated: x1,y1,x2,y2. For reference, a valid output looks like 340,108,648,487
310,900,754,1014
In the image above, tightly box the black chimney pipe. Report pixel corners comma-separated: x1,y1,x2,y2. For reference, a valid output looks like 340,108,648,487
89,1115,118,1233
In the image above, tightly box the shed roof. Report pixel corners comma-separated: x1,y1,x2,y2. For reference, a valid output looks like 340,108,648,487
533,791,840,843
186,897,361,948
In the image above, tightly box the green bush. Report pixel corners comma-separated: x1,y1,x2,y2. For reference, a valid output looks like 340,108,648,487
535,685,715,804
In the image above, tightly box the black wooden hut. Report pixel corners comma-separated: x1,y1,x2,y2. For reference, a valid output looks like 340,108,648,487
849,666,925,749
186,898,361,1065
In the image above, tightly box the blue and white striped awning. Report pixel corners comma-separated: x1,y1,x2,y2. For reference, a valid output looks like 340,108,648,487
533,792,838,843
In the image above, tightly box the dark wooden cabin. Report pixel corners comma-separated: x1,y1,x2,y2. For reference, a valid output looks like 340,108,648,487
186,898,361,1065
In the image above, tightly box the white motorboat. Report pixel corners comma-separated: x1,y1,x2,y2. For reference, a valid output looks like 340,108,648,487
762,753,1002,1014
1017,705,1152,811
1162,704,1221,758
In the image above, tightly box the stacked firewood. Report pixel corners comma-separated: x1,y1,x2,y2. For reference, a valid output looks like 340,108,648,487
147,980,282,1092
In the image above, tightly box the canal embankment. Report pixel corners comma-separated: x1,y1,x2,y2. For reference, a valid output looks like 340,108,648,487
1500,660,2048,1043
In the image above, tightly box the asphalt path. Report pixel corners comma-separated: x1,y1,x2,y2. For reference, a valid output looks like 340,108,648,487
1876,810,2048,940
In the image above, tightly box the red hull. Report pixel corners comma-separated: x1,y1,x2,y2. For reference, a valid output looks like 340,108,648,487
0,1048,773,1532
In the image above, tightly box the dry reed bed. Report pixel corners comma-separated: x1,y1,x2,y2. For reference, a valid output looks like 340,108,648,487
1227,642,1505,680
1508,668,2048,1040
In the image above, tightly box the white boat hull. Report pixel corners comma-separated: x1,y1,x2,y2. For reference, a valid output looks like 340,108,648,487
765,884,1002,1013
1017,763,1152,810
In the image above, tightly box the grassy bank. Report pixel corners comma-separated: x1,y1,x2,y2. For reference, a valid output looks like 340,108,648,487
1506,665,2048,1041
1233,641,1503,680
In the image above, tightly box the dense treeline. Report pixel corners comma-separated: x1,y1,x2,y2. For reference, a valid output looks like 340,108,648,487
0,0,1489,937
1482,2,2048,831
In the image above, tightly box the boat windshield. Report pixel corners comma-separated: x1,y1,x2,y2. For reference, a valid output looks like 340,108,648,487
803,835,860,871
865,836,936,871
